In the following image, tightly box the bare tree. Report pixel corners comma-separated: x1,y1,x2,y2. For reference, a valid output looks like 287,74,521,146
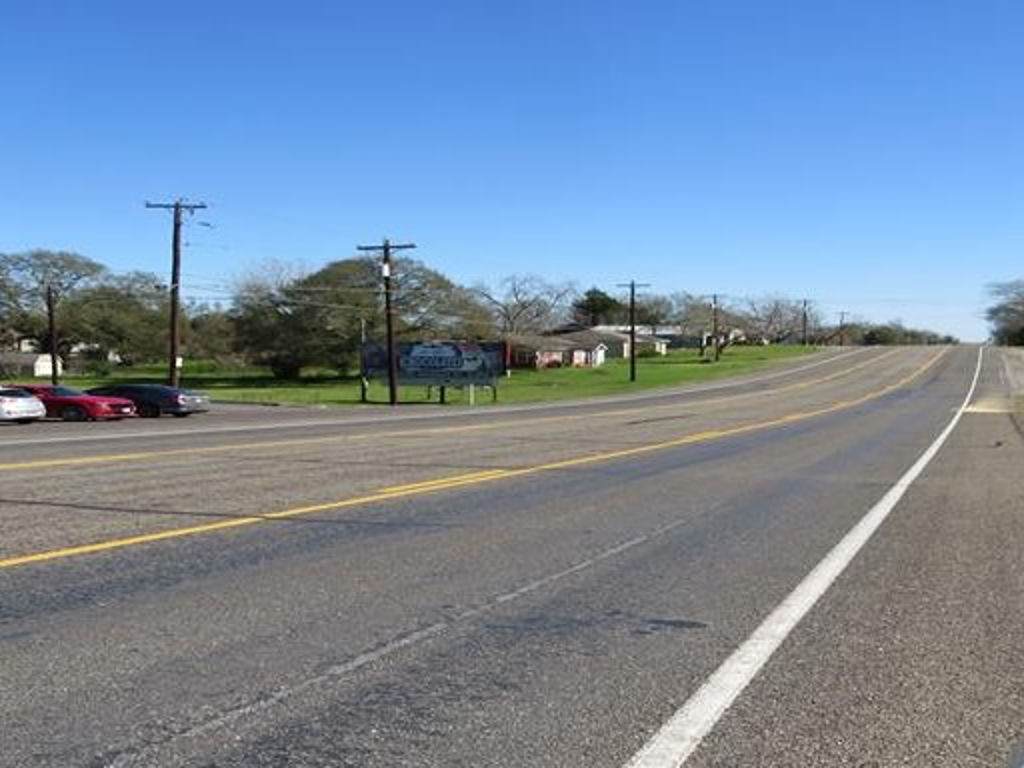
744,296,809,343
987,280,1024,345
3,249,105,308
475,275,576,336
633,293,675,328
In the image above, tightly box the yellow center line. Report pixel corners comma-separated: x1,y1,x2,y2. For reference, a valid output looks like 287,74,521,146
0,350,947,571
0,348,906,473
593,347,902,420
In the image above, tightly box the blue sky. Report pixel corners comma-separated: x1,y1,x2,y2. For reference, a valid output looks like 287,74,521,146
3,1,1022,341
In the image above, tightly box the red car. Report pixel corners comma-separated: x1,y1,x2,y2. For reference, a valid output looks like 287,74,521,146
12,384,137,421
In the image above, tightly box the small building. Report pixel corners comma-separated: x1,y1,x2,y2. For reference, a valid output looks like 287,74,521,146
506,335,576,369
551,329,619,363
0,352,62,379
546,326,635,359
507,334,610,369
591,325,670,356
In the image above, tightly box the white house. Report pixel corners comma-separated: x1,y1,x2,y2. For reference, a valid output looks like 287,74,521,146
0,352,62,379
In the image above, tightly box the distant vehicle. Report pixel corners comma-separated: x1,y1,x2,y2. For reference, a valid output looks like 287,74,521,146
12,384,136,421
85,384,210,418
0,387,47,424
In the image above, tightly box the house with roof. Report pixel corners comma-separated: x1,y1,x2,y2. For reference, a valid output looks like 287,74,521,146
590,325,670,356
507,333,609,369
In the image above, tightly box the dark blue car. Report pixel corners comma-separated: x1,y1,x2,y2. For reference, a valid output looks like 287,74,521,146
86,384,210,418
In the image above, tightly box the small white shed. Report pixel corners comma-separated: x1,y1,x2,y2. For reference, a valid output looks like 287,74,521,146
0,352,63,379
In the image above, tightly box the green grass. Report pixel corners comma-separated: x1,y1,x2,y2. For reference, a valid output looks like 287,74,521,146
58,345,819,407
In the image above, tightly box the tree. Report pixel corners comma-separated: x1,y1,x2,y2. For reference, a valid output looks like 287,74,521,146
672,292,712,334
0,249,107,355
634,293,675,327
572,288,624,326
3,250,105,307
232,256,495,378
187,304,238,363
987,280,1024,345
475,275,575,336
230,262,338,378
743,296,817,343
0,258,19,347
862,324,902,346
392,261,495,340
59,272,167,365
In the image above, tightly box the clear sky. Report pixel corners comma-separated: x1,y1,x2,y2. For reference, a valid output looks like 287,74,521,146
3,1,1022,341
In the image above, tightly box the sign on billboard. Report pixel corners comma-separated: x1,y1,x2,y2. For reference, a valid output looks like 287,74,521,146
363,341,506,387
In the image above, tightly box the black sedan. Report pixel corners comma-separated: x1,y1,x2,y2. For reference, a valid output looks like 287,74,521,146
86,384,211,418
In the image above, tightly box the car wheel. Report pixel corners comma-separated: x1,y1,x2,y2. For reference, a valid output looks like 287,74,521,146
139,403,161,418
171,412,191,418
59,405,88,422
15,418,35,425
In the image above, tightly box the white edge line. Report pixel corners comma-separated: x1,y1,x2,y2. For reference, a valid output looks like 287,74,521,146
625,346,984,768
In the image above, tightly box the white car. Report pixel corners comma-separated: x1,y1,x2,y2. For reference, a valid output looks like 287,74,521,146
0,386,47,423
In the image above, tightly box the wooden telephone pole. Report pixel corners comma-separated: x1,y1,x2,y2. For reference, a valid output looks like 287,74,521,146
146,199,207,387
46,284,58,385
357,238,416,405
617,280,651,382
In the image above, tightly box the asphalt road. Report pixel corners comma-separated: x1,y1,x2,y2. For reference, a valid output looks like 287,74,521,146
1,346,1022,767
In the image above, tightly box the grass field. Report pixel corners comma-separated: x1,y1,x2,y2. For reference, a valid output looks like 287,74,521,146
55,345,820,407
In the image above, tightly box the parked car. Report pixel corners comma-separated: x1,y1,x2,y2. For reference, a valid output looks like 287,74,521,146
0,387,47,424
85,384,211,418
12,384,136,421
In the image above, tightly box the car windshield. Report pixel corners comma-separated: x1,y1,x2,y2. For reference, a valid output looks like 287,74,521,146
0,389,34,398
49,386,84,397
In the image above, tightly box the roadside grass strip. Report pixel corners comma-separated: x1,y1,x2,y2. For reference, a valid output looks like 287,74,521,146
0,349,901,474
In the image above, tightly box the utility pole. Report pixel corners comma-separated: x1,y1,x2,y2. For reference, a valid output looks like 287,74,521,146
801,299,809,346
711,294,721,361
46,284,58,385
359,317,368,404
617,280,651,382
146,199,207,387
838,311,847,347
357,238,416,405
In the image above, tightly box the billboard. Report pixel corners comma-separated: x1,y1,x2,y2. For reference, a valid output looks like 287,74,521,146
363,341,506,387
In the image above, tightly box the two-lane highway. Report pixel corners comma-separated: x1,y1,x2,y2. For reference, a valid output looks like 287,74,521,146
2,346,1022,766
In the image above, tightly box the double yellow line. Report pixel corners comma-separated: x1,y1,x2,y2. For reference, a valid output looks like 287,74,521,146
0,349,945,571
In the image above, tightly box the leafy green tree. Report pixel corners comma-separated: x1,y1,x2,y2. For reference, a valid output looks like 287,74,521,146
860,322,954,346
572,288,624,326
0,258,19,347
187,304,238,364
0,249,107,355
863,324,901,345
232,256,495,378
60,272,167,364
230,276,319,379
